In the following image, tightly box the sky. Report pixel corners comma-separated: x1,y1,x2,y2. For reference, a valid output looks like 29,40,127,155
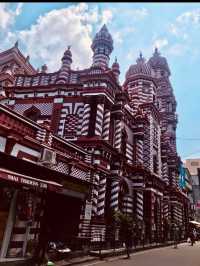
1,2,200,160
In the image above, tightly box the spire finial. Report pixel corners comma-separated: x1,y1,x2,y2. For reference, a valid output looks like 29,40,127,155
26,55,30,62
14,40,18,48
115,56,117,63
67,45,71,50
136,51,145,64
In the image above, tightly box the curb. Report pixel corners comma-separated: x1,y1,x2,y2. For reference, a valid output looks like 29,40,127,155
89,241,185,259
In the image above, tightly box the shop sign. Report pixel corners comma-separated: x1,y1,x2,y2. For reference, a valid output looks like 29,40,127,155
0,170,61,191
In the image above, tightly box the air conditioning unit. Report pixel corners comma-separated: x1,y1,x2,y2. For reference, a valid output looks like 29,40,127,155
40,148,56,166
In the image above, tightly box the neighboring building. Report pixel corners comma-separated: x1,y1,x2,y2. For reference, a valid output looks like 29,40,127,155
0,104,93,262
0,24,191,261
184,159,200,220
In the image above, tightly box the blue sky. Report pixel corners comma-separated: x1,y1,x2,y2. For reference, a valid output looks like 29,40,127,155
1,2,200,160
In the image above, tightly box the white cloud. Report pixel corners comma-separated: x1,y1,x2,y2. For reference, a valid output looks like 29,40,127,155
0,3,23,30
101,9,113,25
111,26,135,46
4,3,117,71
131,7,148,18
7,3,111,71
112,31,123,44
153,38,168,49
176,9,200,25
169,9,200,38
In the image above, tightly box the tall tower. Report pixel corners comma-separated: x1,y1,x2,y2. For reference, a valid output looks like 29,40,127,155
148,48,170,79
112,57,120,82
148,48,177,154
148,48,178,193
91,24,113,69
57,46,72,84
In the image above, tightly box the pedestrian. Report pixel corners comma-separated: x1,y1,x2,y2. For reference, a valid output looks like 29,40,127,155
190,229,195,246
124,224,133,259
172,223,179,249
193,228,197,243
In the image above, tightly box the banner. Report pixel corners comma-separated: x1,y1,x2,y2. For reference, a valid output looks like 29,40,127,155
178,163,186,189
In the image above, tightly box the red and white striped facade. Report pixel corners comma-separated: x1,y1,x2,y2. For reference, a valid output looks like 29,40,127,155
0,24,191,246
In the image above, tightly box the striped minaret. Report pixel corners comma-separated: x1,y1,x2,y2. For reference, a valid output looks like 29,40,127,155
57,46,72,84
97,175,107,216
136,191,144,221
36,128,46,142
114,120,122,150
102,109,111,140
95,104,104,136
110,179,120,211
91,24,113,69
91,173,100,216
81,104,91,136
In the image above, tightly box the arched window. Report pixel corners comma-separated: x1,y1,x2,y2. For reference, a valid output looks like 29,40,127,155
24,106,41,122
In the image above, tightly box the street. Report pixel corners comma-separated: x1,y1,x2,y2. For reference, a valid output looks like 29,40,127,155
81,242,200,266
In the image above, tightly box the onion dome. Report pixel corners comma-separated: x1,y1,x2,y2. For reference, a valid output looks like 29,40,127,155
148,48,170,75
91,24,113,52
91,24,113,68
125,52,151,79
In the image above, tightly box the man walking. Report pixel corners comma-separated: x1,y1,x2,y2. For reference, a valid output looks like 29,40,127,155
172,223,179,249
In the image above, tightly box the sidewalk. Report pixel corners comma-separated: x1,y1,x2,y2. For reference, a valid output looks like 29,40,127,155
48,240,180,266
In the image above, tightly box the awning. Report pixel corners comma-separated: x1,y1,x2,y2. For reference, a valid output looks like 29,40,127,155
0,167,63,192
189,221,200,227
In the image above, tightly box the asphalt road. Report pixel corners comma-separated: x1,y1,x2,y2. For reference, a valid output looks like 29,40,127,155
82,242,200,266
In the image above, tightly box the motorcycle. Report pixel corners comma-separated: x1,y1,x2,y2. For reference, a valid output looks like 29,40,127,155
47,241,71,260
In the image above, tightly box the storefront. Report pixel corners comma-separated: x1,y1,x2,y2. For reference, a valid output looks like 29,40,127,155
0,167,62,261
0,151,91,263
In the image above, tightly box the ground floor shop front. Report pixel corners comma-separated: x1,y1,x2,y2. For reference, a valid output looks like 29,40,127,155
0,153,90,264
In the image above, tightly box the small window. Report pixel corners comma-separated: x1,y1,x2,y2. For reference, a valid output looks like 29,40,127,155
191,162,199,166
